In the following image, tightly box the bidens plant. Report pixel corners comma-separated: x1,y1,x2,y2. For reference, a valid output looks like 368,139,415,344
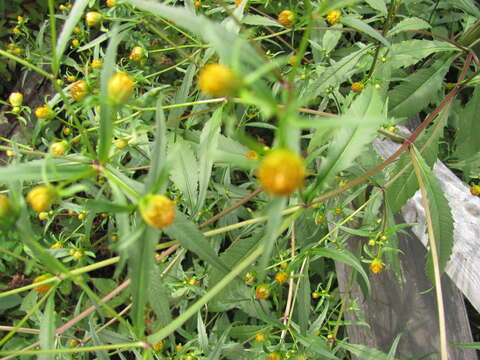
139,194,176,229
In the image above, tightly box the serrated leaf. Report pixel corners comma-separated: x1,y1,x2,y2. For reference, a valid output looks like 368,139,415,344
89,316,109,360
386,109,448,214
242,14,283,27
388,56,453,118
303,45,374,102
196,108,222,214
388,17,431,37
294,261,311,335
167,63,196,122
454,86,480,163
170,141,199,213
146,98,168,193
297,334,340,359
338,341,399,360
148,265,172,329
365,0,387,14
315,85,386,190
412,147,454,281
341,16,390,47
39,293,55,360
129,225,155,337
390,40,459,69
309,247,370,297
164,212,229,273
197,312,209,353
55,0,89,65
451,0,480,17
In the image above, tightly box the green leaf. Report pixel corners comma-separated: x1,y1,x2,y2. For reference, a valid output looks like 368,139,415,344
242,14,283,27
451,0,480,17
294,261,311,335
297,334,339,359
167,63,196,122
387,333,403,360
387,17,431,37
454,86,480,165
197,312,209,353
146,98,168,194
389,40,459,69
365,0,387,14
169,141,199,213
148,265,172,329
77,23,135,52
164,212,229,273
412,147,454,281
89,316,110,360
338,341,398,360
128,225,155,337
388,56,453,118
55,0,89,63
39,293,55,360
0,159,92,183
303,45,374,102
313,85,386,192
341,16,390,47
386,109,448,214
310,247,371,296
453,342,480,349
83,199,134,213
207,324,231,360
98,26,122,164
196,107,222,214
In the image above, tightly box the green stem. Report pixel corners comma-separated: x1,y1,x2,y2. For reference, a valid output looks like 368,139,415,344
48,0,58,74
0,342,145,356
0,50,53,79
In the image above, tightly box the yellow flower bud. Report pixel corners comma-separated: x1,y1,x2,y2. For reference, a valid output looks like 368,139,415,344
471,184,480,196
194,0,202,8
188,278,197,286
50,141,68,156
38,212,49,220
33,274,53,294
6,150,14,157
369,258,383,274
85,11,102,27
63,127,72,136
8,92,23,106
70,80,88,101
244,271,254,283
106,0,116,7
69,339,78,347
139,194,176,228
72,250,83,260
129,46,144,62
66,75,75,83
326,10,341,25
268,352,281,360
275,271,288,284
258,149,305,195
78,212,86,220
255,284,270,300
91,59,102,69
108,71,134,104
35,105,55,119
255,333,266,343
12,47,22,55
0,194,12,219
246,150,258,160
368,238,376,247
17,16,24,24
288,55,298,66
26,186,56,212
278,10,295,27
312,291,320,299
351,82,364,93
73,26,81,34
72,39,80,47
115,139,128,149
153,340,164,352
12,28,21,35
198,63,240,97
50,242,62,249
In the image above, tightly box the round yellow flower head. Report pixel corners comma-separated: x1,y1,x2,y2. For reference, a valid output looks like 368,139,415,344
35,105,55,119
370,258,383,274
129,46,144,62
33,274,53,294
244,271,254,283
311,291,320,299
351,82,364,93
255,284,270,300
50,141,68,156
470,184,480,196
153,340,165,352
326,10,341,25
194,0,202,8
8,92,23,107
50,242,62,249
91,59,102,69
139,194,176,229
70,80,88,101
198,63,240,97
106,0,116,7
258,149,305,195
108,71,134,104
275,271,288,284
85,11,102,27
0,195,12,219
26,185,56,213
268,352,281,360
246,150,258,160
278,10,296,27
